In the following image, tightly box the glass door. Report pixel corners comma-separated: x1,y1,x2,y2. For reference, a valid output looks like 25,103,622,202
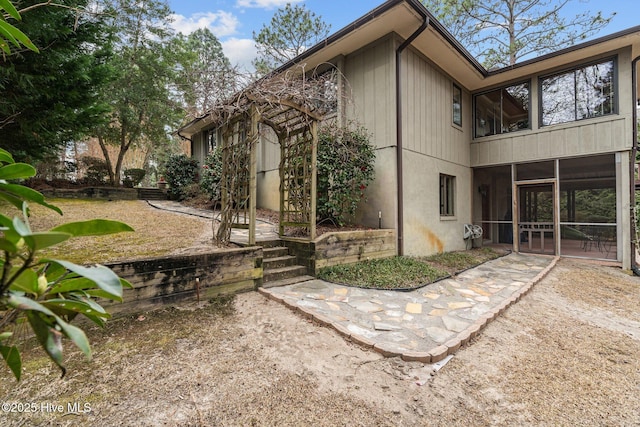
518,184,555,255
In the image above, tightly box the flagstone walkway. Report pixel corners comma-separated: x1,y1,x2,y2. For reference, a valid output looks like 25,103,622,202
260,253,558,363
145,200,279,242
146,200,558,362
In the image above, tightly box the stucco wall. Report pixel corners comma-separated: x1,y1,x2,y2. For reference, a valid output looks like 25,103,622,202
257,169,280,211
402,150,472,256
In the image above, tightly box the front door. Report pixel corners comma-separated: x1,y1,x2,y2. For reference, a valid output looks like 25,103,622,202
517,183,555,255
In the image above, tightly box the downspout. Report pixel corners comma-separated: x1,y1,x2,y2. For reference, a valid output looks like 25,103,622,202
631,56,640,275
177,129,194,157
396,8,429,256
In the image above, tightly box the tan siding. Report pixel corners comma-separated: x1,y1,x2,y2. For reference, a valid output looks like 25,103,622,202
471,116,630,167
401,47,471,167
257,125,279,173
346,37,398,229
345,36,395,149
192,132,206,165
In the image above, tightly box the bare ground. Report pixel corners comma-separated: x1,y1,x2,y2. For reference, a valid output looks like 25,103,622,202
1,258,639,426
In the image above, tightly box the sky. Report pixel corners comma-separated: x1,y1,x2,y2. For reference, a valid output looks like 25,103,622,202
166,0,639,72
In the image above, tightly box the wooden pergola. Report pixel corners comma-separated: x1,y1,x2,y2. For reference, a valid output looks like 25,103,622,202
211,67,335,246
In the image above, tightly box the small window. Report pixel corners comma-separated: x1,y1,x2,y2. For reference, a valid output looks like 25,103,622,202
541,58,615,126
440,174,455,216
206,129,217,153
453,84,462,126
474,82,530,138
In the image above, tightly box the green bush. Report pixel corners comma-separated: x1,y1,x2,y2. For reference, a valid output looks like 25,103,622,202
162,154,199,200
81,156,109,186
123,168,146,188
317,122,376,225
200,148,223,201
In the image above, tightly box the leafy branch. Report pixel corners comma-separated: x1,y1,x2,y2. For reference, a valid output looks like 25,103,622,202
0,148,133,380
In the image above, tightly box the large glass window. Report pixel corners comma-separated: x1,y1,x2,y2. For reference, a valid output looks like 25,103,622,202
541,58,615,126
474,82,530,138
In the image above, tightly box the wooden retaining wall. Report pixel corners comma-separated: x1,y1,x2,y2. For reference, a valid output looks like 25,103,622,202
284,229,396,275
104,247,262,315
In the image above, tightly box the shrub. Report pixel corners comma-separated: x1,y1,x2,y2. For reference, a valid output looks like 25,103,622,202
81,156,110,186
162,154,199,200
200,148,223,201
35,155,76,181
317,122,376,225
123,168,146,188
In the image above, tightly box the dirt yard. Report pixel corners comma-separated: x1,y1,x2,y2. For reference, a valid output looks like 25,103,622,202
1,257,639,426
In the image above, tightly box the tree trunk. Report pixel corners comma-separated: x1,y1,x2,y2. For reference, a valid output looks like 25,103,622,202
97,135,116,185
114,143,130,187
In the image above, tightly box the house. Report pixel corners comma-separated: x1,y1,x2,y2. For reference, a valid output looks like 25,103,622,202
179,0,640,270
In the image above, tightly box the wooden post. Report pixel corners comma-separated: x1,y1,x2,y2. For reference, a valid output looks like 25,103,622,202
512,164,519,253
279,131,286,238
310,120,318,240
249,106,258,246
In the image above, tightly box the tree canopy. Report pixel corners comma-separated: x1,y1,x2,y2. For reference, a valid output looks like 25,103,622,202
252,3,330,75
421,0,614,68
174,28,238,120
0,0,114,163
93,0,183,185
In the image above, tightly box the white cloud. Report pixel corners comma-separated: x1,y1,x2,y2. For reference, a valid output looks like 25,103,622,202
236,0,303,9
170,11,240,37
221,38,258,72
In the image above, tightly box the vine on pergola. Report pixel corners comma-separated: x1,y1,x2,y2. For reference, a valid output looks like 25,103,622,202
207,64,347,246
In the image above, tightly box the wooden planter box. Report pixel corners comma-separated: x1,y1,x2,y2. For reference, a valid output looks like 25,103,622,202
283,229,396,275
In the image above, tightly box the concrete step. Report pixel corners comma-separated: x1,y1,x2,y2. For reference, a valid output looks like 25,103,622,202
263,255,297,270
263,246,290,259
262,275,315,289
263,265,308,283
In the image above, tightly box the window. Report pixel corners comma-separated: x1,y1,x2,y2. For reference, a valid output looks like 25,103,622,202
452,84,462,126
206,128,217,153
314,68,339,114
440,174,455,216
541,58,615,126
474,82,530,138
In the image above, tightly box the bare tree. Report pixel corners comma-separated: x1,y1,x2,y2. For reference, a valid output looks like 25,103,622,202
421,0,614,68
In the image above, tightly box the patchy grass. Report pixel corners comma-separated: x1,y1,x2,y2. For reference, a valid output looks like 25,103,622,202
421,247,505,274
318,248,507,290
0,198,213,264
318,257,448,289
